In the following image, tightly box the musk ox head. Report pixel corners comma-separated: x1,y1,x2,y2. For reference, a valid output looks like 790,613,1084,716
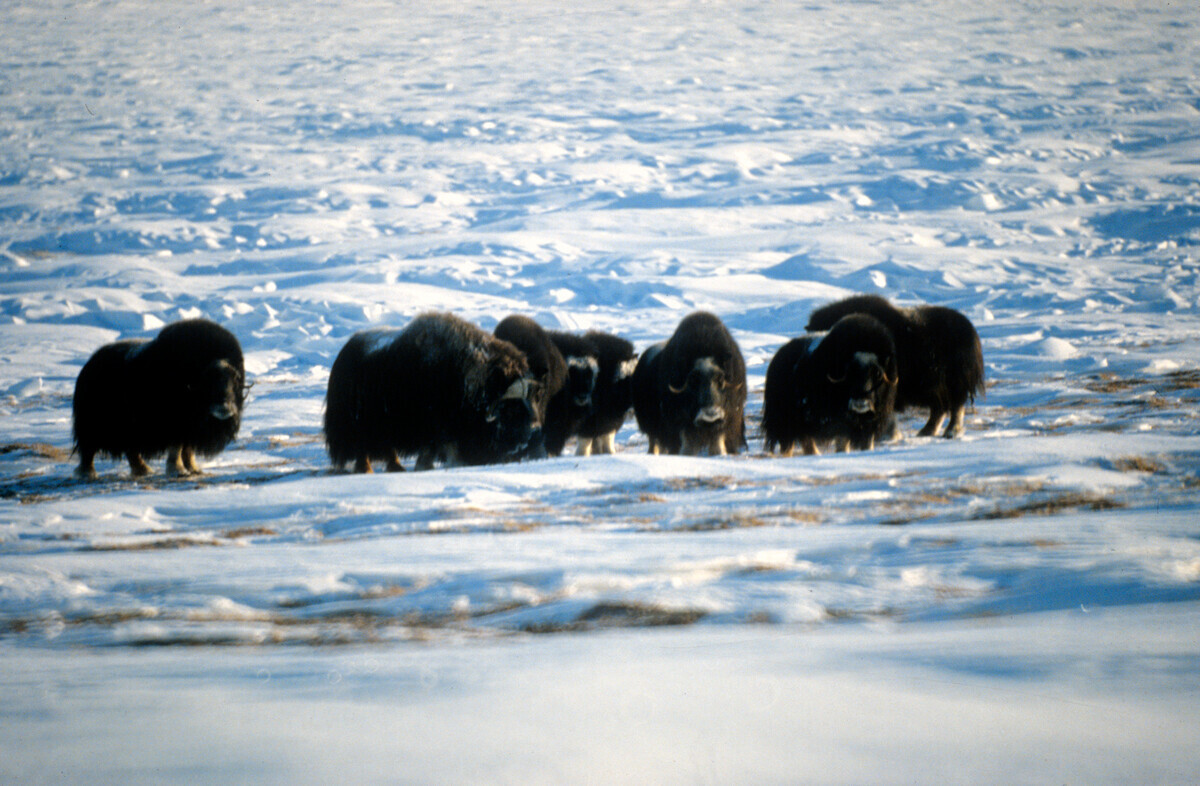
196,358,244,421
826,350,897,423
485,375,542,458
564,355,598,409
669,356,736,430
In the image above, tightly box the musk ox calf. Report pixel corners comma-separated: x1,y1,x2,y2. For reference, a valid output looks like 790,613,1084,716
543,330,600,456
632,311,746,456
494,314,567,460
325,312,540,472
574,330,638,456
72,318,245,479
806,294,984,438
763,314,899,456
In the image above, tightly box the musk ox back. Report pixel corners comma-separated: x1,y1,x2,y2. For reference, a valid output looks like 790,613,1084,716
632,311,746,456
575,330,637,456
494,314,567,459
763,314,898,455
806,294,984,438
324,312,540,472
72,318,245,478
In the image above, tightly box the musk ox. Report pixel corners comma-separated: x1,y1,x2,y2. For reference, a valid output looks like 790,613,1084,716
494,314,567,459
72,318,245,479
324,312,540,472
574,330,638,456
806,294,984,438
543,330,600,456
763,314,899,456
631,311,746,456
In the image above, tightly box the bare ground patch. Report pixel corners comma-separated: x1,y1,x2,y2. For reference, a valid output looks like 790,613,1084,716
522,601,707,633
973,491,1126,520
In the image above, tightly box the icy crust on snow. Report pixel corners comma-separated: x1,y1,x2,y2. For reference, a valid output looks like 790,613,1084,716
3,0,1200,780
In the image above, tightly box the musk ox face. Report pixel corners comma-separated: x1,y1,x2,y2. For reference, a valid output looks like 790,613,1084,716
828,351,896,420
192,358,244,424
565,356,598,409
670,356,733,431
484,376,541,458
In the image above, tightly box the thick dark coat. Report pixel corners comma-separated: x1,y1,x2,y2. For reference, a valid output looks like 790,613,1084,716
806,294,984,437
72,319,245,478
324,312,540,472
763,314,898,455
544,330,599,456
631,311,747,456
494,314,567,459
574,330,638,455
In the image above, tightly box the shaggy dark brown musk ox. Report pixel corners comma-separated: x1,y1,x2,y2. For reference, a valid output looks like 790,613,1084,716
494,314,566,459
543,330,600,456
324,312,540,473
763,314,898,456
72,319,245,479
806,294,984,438
632,311,746,456
574,330,638,456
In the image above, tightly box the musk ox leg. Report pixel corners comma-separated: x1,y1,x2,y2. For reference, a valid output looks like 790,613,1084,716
386,451,405,472
885,415,903,443
917,411,946,437
166,447,188,476
415,449,436,471
679,432,700,456
595,433,617,455
576,439,593,457
354,455,374,474
76,449,98,480
801,437,820,456
708,434,727,456
182,447,202,475
778,441,795,458
127,451,152,477
833,438,851,453
943,406,966,439
647,439,660,456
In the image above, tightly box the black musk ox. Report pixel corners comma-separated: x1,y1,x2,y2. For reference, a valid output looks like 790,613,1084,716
632,311,746,456
493,314,566,459
72,319,245,478
574,330,638,455
543,330,600,455
806,294,984,438
324,312,540,472
763,314,898,456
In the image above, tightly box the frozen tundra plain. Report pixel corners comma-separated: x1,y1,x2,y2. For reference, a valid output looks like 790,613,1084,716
3,0,1200,782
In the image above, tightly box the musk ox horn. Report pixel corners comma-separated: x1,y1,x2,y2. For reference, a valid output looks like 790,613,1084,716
668,381,686,394
827,371,845,384
502,378,532,400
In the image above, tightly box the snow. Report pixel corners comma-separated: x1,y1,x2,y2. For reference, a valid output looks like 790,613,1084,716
3,0,1200,781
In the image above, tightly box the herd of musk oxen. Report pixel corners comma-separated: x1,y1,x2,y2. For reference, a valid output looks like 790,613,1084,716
70,295,985,477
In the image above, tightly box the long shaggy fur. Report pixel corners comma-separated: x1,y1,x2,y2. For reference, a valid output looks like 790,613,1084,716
575,330,637,455
72,319,245,478
763,314,898,455
806,294,984,437
325,312,538,472
544,330,600,456
494,314,567,459
632,311,746,456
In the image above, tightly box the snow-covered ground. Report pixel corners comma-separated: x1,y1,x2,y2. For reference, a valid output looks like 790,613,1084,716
3,0,1200,781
